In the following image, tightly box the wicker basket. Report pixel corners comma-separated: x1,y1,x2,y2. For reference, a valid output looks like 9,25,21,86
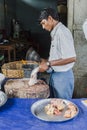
1,60,39,78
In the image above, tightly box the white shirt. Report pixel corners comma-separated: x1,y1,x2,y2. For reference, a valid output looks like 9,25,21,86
49,22,76,72
83,19,87,40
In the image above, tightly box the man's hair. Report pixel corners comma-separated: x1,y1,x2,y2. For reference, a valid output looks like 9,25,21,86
38,8,59,23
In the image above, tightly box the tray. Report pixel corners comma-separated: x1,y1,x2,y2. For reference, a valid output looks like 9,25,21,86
31,98,79,122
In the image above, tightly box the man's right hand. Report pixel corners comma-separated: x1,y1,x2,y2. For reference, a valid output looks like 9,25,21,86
39,62,49,72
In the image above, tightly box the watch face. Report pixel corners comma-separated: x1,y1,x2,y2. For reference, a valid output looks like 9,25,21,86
46,62,50,66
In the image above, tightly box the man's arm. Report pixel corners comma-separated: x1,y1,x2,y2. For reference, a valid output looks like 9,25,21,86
49,57,76,66
39,57,76,72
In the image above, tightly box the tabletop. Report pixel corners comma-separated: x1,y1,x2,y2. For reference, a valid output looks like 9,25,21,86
0,43,15,48
0,98,87,130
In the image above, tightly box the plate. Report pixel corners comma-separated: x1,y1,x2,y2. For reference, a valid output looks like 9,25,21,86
31,98,79,122
0,91,7,107
81,100,87,107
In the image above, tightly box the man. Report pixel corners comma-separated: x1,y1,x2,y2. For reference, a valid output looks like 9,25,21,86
38,8,76,99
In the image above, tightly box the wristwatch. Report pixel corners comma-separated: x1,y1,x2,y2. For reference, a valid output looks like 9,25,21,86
46,61,51,67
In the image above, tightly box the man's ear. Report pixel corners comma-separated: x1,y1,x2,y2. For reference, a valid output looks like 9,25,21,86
48,16,53,21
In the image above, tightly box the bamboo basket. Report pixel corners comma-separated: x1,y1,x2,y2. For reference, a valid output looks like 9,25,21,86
1,60,39,78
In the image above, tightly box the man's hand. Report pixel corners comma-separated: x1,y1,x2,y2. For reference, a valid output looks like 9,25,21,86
39,62,49,72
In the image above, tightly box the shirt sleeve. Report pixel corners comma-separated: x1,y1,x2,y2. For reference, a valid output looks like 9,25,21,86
57,28,76,59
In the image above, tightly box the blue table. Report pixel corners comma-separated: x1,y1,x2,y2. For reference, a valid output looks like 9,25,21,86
0,98,87,130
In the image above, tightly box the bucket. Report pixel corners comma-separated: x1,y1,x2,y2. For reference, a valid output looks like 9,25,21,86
22,64,39,78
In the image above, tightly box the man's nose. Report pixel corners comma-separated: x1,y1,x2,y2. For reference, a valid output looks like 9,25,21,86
42,25,45,29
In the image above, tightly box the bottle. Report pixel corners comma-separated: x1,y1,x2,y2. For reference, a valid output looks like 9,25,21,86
14,21,20,38
11,19,15,38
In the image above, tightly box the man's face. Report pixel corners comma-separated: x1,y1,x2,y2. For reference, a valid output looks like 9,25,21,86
40,17,53,31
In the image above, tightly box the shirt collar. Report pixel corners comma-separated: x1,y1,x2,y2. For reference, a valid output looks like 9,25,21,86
51,22,62,38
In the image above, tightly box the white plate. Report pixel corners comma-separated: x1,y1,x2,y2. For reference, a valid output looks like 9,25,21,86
31,98,79,122
0,91,7,107
81,100,87,107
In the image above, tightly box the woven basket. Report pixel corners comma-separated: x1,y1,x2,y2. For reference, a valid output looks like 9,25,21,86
1,60,39,78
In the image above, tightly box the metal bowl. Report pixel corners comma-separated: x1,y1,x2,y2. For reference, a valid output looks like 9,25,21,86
26,47,41,62
0,91,7,107
31,98,79,122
